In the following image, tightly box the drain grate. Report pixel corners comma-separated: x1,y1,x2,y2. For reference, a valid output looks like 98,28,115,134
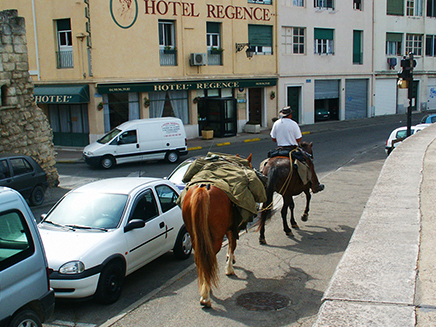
236,292,290,311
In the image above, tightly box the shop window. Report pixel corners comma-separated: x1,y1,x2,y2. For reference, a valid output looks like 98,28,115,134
386,33,403,55
102,93,139,131
248,25,273,55
314,28,334,55
55,19,74,68
353,30,363,64
406,34,423,55
148,90,189,124
314,0,334,9
159,20,177,66
207,22,223,65
428,0,436,17
426,35,436,56
387,0,404,15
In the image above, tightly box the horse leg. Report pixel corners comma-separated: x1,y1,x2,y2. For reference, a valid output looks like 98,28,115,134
282,196,295,234
301,189,311,222
225,232,236,276
199,282,211,308
258,203,269,245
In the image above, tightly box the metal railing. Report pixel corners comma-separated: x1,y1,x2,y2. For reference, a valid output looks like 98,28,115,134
159,49,177,66
207,50,223,65
56,50,74,68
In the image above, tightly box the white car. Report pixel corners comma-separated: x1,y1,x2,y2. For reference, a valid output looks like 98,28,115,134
385,124,430,155
38,177,191,304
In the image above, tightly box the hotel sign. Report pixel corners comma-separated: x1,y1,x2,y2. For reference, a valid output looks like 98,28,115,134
111,0,272,29
97,78,277,94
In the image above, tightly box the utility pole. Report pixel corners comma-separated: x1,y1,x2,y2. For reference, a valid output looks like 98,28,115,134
398,53,416,137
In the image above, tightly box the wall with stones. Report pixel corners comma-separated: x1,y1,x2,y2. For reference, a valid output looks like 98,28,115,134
0,9,59,187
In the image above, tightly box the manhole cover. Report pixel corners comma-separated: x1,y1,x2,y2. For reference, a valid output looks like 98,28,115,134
236,292,290,311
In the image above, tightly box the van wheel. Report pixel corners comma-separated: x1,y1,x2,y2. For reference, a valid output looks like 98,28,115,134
95,261,124,304
173,226,192,260
101,155,115,169
10,309,42,327
29,185,45,206
165,151,179,163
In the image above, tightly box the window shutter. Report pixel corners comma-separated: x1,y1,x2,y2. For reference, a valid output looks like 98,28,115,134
248,25,273,47
387,0,404,16
207,22,220,34
57,19,71,31
314,28,334,40
386,32,402,42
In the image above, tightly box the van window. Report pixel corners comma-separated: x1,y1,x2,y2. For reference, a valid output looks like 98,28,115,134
98,128,121,144
118,130,137,144
0,210,35,272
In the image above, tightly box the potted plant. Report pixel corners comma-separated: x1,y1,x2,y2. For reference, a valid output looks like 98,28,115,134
163,46,177,54
201,127,214,140
210,47,224,54
97,102,104,110
270,91,276,100
193,96,201,104
144,97,150,107
244,121,260,134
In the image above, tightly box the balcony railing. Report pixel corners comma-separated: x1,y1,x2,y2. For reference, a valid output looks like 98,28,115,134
56,50,74,68
207,50,223,65
160,49,177,66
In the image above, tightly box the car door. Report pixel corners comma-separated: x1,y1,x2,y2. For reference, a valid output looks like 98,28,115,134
155,184,182,248
124,189,166,274
0,159,12,188
8,158,35,198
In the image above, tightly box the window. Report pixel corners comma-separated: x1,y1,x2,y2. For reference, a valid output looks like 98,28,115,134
118,130,137,144
0,210,34,271
282,27,305,54
148,90,189,124
207,22,222,65
0,160,10,179
387,0,404,15
407,0,423,16
314,28,334,54
248,25,273,55
314,0,334,9
159,20,177,66
156,185,178,213
386,33,403,55
248,0,272,4
293,0,304,6
353,30,363,64
406,34,423,55
131,190,159,222
56,19,73,68
426,35,436,56
353,0,362,10
428,0,436,17
103,92,140,131
10,158,33,176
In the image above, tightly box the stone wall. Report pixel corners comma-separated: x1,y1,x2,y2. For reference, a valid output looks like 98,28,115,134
0,9,59,187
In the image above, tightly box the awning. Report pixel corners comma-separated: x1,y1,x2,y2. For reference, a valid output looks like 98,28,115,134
33,85,89,104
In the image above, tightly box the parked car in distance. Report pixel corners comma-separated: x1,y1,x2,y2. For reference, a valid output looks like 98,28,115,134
0,187,55,327
167,157,197,190
0,154,48,206
385,124,430,155
38,177,192,304
420,113,436,124
315,108,330,121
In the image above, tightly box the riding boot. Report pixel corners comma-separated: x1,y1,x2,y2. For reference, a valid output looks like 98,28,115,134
309,163,324,193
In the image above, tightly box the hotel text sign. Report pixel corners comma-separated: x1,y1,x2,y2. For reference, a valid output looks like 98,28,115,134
110,0,272,29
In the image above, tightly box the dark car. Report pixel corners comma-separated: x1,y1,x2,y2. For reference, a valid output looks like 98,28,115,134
315,108,330,121
0,154,48,206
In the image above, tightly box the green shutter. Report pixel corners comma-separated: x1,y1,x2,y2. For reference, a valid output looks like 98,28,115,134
207,22,220,34
386,32,402,42
248,25,273,47
57,19,71,31
387,0,404,16
353,30,362,64
314,28,334,40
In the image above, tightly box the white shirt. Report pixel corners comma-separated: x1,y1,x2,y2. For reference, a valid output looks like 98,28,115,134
270,117,302,146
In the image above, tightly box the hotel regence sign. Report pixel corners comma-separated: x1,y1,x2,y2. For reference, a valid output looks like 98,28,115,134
110,0,272,29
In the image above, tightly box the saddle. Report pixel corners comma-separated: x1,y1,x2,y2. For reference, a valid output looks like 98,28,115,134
268,147,305,162
266,147,311,185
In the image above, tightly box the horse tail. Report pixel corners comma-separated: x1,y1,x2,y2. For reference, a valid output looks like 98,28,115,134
190,186,218,289
257,165,278,232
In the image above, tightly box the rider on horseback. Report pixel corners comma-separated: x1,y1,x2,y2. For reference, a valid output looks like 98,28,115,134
269,106,324,193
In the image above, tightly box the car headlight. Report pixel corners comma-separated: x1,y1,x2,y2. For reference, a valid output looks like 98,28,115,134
83,151,93,156
59,261,85,274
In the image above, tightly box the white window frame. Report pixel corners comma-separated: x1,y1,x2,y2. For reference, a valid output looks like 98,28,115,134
207,32,220,50
158,20,175,49
314,39,334,54
386,41,401,55
282,27,305,54
406,0,423,16
314,0,334,9
406,34,423,55
353,0,362,10
293,0,304,6
248,0,272,4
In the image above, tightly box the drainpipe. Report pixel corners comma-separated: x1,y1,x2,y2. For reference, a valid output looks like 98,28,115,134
32,0,40,81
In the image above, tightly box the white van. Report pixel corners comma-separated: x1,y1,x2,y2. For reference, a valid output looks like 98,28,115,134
83,118,188,169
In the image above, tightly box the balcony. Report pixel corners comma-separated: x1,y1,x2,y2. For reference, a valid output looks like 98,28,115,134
207,49,223,66
160,49,177,66
56,50,74,68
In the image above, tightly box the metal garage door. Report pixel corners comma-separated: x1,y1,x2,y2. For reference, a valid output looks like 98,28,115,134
315,80,340,99
345,79,368,120
427,83,436,110
375,79,397,115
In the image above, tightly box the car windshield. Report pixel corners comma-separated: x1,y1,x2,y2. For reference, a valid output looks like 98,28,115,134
44,192,128,229
97,128,121,144
168,161,193,185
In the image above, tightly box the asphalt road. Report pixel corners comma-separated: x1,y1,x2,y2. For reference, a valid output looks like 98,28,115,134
40,114,425,327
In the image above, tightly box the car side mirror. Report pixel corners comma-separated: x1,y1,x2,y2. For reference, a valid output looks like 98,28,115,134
124,219,145,232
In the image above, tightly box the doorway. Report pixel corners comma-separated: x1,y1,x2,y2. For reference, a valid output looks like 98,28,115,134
248,88,262,125
287,87,300,123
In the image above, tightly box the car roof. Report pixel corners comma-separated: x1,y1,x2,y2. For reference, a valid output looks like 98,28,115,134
70,177,168,195
0,153,35,160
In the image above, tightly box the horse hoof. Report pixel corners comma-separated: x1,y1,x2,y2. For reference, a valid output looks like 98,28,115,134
200,300,212,308
259,238,267,245
285,231,294,237
301,214,309,222
291,224,299,229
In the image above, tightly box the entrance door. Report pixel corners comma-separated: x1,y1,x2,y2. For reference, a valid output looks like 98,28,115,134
287,87,300,123
248,88,262,124
49,104,89,146
198,98,237,137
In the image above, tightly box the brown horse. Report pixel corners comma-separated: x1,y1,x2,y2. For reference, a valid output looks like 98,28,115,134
258,142,324,245
181,154,256,308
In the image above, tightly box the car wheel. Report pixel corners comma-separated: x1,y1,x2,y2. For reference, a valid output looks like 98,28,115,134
173,226,192,260
101,155,115,169
95,261,124,304
165,151,179,163
29,185,45,206
9,309,42,327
